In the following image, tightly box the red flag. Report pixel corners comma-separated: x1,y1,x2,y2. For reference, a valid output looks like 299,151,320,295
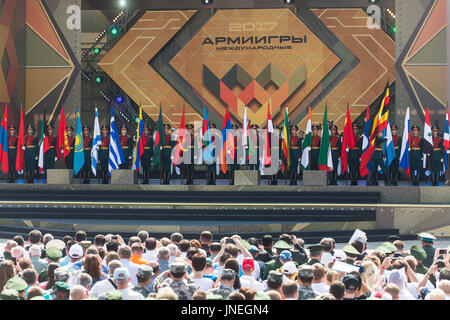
0,105,8,174
173,106,186,166
56,106,70,163
341,105,356,173
220,108,233,174
15,106,25,173
263,105,274,166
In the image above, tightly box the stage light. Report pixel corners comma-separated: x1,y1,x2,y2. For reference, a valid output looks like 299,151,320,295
116,96,123,103
111,27,118,35
284,0,292,4
119,0,126,8
93,48,100,55
392,26,396,33
202,0,212,4
95,76,102,83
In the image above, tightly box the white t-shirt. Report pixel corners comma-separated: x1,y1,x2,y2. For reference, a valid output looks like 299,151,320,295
142,250,157,262
240,275,265,292
311,282,330,295
120,259,139,286
89,278,117,298
320,252,333,267
119,287,144,300
192,277,214,291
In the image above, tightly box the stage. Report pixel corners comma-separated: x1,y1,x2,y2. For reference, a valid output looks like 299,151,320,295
0,184,448,243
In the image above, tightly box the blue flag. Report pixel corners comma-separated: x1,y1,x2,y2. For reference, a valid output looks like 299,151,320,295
108,107,125,173
73,108,85,175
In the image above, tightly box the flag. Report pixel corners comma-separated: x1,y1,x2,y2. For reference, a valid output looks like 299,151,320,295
0,105,8,174
444,105,450,151
281,108,290,172
73,108,85,175
220,108,233,174
202,106,213,164
38,109,48,174
108,107,125,173
15,106,25,174
152,105,164,169
341,105,355,173
423,106,433,155
301,106,312,169
173,106,186,166
133,107,145,171
371,82,390,142
91,108,101,176
399,107,410,175
318,106,333,171
385,119,396,167
360,108,375,177
242,107,249,165
263,105,274,167
56,106,70,163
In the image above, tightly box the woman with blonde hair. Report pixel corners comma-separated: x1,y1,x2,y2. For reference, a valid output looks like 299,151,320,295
361,260,379,291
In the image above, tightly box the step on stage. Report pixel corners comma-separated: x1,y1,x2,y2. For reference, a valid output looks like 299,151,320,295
0,184,448,243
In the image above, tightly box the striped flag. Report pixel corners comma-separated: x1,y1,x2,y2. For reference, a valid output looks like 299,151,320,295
385,119,396,167
202,106,213,164
91,108,101,176
220,108,233,174
281,108,290,172
15,106,25,174
301,106,312,169
152,105,164,169
423,106,433,154
38,109,48,174
371,83,390,143
133,107,145,172
73,108,85,175
444,105,450,151
399,107,410,175
263,105,273,167
0,105,8,174
341,105,355,173
318,105,333,172
108,107,125,173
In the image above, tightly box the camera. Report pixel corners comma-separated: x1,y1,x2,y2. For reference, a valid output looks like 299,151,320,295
436,259,445,269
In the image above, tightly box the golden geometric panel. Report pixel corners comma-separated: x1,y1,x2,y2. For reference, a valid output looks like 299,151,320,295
170,9,340,127
305,9,396,129
98,11,199,126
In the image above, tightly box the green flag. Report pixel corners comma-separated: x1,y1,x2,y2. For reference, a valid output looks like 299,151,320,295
301,106,312,170
318,106,333,172
152,105,164,169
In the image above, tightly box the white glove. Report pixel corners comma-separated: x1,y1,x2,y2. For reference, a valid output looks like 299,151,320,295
346,148,349,152
22,146,25,150
408,148,411,152
441,159,444,163
61,150,64,155
54,157,58,161
160,146,162,151
35,157,38,160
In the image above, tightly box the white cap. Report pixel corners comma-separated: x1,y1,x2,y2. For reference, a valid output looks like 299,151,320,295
333,249,347,262
282,261,297,275
69,244,84,259
46,239,66,250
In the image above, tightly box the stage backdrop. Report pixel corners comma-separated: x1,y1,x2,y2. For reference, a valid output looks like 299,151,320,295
99,8,395,129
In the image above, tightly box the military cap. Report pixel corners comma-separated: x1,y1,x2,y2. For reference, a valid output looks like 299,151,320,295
273,240,291,250
267,271,283,284
170,262,186,274
297,265,314,278
105,290,123,300
53,282,70,293
250,124,259,129
46,124,54,129
46,246,62,261
8,125,16,130
352,123,359,129
390,124,399,130
83,125,90,131
45,239,66,250
121,125,128,130
137,265,153,278
186,123,194,129
299,129,305,134
381,242,397,253
307,243,324,252
254,292,271,300
342,274,361,291
30,296,46,300
410,244,427,261
432,125,439,132
0,289,20,300
312,124,320,130
6,277,27,291
163,123,171,129
418,232,436,242
411,125,420,131
206,294,224,300
376,245,391,254
26,125,34,130
101,125,109,130
220,268,236,281
54,268,69,282
387,235,401,243
231,124,239,129
328,120,334,125
67,126,74,131
290,124,299,131
342,244,360,256
329,124,338,131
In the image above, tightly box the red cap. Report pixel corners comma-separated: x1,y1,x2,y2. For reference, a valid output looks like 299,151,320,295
242,259,255,271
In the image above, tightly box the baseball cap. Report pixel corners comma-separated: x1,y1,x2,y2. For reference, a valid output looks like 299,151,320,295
249,245,259,253
113,267,130,280
279,250,292,263
298,265,314,278
282,261,297,275
242,259,255,271
69,244,83,259
221,268,235,281
342,274,361,291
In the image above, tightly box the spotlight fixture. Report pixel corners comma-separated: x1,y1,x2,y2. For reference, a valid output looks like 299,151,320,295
119,0,126,8
95,76,102,83
284,0,293,4
111,27,118,35
116,96,123,103
202,0,212,5
93,48,100,55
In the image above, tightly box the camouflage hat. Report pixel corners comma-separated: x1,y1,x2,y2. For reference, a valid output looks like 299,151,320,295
46,246,62,261
6,277,27,291
267,271,283,284
0,289,20,300
54,268,70,282
221,268,236,281
137,265,153,278
410,244,427,261
206,294,224,300
105,290,123,300
29,296,46,300
273,240,291,250
53,282,70,293
381,242,397,253
170,262,186,274
297,265,314,278
376,245,391,254
342,244,360,256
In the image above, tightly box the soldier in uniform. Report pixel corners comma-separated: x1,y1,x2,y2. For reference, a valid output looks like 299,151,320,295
81,126,92,184
229,124,240,185
7,125,18,183
65,126,75,170
389,124,401,185
297,265,317,300
289,125,302,185
267,126,280,185
410,244,429,275
44,125,57,176
249,124,260,171
342,244,360,265
430,126,444,186
142,125,153,184
329,124,341,185
132,265,153,298
161,124,174,185
119,125,133,169
99,125,110,184
310,124,321,170
184,123,195,185
208,268,236,299
349,123,362,185
5,277,27,300
263,240,291,279
367,130,388,186
205,123,217,185
160,262,199,300
24,125,38,183
306,244,323,266
410,125,424,186
418,232,436,268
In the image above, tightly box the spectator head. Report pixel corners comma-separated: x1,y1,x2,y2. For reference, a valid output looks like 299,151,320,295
220,268,236,287
170,232,183,244
393,240,404,252
136,265,153,286
266,290,282,300
247,238,259,248
425,288,446,300
137,230,149,243
267,271,283,291
156,287,178,300
5,240,17,252
148,261,160,276
297,265,313,286
193,290,207,300
312,263,327,282
329,281,345,300
94,234,106,247
45,263,60,290
105,251,120,265
342,274,361,297
179,240,191,253
69,244,84,261
22,268,37,286
209,242,221,255
26,287,44,300
118,245,132,260
200,231,213,244
224,244,239,258
160,237,171,247
279,250,292,264
157,247,170,261
320,238,333,253
105,240,119,253
28,245,42,258
169,262,186,280
262,235,273,249
113,267,130,286
18,258,33,270
70,285,89,300
62,235,73,245
167,244,178,257
52,282,70,300
190,239,201,249
281,281,299,299
0,260,15,290
326,270,339,285
282,261,297,280
131,242,144,256
86,246,99,256
279,234,293,246
75,230,87,243
28,230,42,244
228,292,245,300
308,244,323,260
384,283,400,300
315,293,336,300
191,253,207,272
42,233,53,245
242,259,255,274
144,237,157,251
12,235,24,247
54,268,70,283
219,253,231,266
350,240,364,254
438,280,450,297
239,287,256,300
107,260,122,277
439,269,450,281
11,246,26,260
186,247,199,261
78,273,93,289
